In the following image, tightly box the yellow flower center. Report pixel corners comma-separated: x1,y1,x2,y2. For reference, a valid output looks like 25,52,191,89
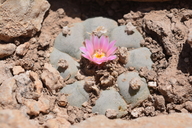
93,50,105,59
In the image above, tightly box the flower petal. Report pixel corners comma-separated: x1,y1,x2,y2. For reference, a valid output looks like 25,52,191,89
80,46,87,54
80,46,93,58
82,54,91,60
85,39,94,54
92,56,108,64
107,55,117,60
107,46,116,56
99,36,105,50
93,35,100,50
102,36,109,52
108,40,116,51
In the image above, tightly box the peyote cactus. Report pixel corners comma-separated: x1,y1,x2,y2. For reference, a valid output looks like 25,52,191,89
60,80,89,107
92,89,128,118
117,71,150,108
50,17,153,118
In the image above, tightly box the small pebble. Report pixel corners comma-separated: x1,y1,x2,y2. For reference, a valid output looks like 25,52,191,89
12,66,25,75
131,107,144,118
148,81,157,88
105,109,117,119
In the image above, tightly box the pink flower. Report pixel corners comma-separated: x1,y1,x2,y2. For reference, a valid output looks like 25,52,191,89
80,35,117,65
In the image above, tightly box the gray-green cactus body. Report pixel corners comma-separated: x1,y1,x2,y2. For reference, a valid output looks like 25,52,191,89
125,47,153,70
111,25,143,48
92,89,128,118
83,17,118,39
51,17,153,114
50,48,79,79
117,71,150,108
54,23,85,59
60,80,89,107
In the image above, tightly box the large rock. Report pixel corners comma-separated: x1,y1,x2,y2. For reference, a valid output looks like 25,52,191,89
0,109,37,128
0,61,13,84
41,63,64,94
0,77,17,107
0,43,16,58
70,113,192,128
0,0,50,41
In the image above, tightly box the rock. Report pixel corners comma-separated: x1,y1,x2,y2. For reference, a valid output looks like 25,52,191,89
92,89,127,118
185,101,192,112
145,106,155,116
38,94,55,114
24,95,55,116
14,72,32,86
84,77,99,95
148,81,157,88
0,109,37,128
0,43,16,58
60,80,89,107
41,63,64,93
29,71,43,94
117,47,128,64
16,58,34,70
16,42,30,56
53,105,68,119
100,74,115,88
70,113,192,128
143,10,188,56
24,99,40,116
38,34,51,47
154,95,166,111
105,109,118,119
131,107,144,118
117,71,150,108
0,77,17,107
0,0,50,41
0,61,13,84
67,106,85,124
187,28,192,46
12,66,25,75
44,117,71,128
0,0,6,4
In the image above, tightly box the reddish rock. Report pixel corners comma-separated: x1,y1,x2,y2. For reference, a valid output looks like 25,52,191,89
41,63,64,93
0,77,17,107
12,66,25,75
44,117,71,128
71,113,192,128
0,43,16,58
29,71,43,94
0,0,50,41
16,42,30,56
0,109,37,128
185,101,192,112
0,61,13,84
